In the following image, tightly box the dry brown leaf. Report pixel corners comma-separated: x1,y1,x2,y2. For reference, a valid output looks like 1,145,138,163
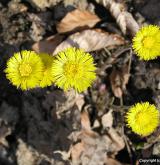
26,0,61,9
9,1,28,13
121,64,130,91
105,158,122,165
70,128,124,165
53,150,71,161
81,111,91,130
53,29,125,55
16,139,55,165
101,110,113,128
16,139,39,165
98,0,139,36
70,142,85,163
108,128,125,153
68,108,125,165
71,131,108,165
55,90,78,116
32,34,64,54
93,119,100,128
75,94,85,111
110,65,130,98
0,120,11,147
47,89,84,118
56,9,100,33
110,68,123,98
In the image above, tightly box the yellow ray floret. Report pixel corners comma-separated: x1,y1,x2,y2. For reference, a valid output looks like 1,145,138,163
126,102,160,136
5,50,44,90
52,47,96,92
133,25,160,60
39,53,54,87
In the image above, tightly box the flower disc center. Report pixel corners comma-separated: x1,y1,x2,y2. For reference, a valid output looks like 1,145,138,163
142,37,155,48
63,62,81,78
136,112,150,126
19,63,32,77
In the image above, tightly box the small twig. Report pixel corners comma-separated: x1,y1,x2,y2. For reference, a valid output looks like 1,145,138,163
99,47,131,74
143,134,160,150
119,97,133,164
104,47,112,56
121,125,133,165
110,97,115,106
109,104,131,111
127,48,133,74
120,97,123,107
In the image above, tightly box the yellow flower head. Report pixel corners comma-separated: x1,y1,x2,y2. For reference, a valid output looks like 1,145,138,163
5,50,43,90
133,25,160,60
52,47,96,92
126,102,159,136
39,53,54,87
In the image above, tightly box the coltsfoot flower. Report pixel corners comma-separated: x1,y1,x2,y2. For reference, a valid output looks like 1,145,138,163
126,102,159,136
52,47,96,92
5,50,43,90
133,25,160,60
39,53,54,87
